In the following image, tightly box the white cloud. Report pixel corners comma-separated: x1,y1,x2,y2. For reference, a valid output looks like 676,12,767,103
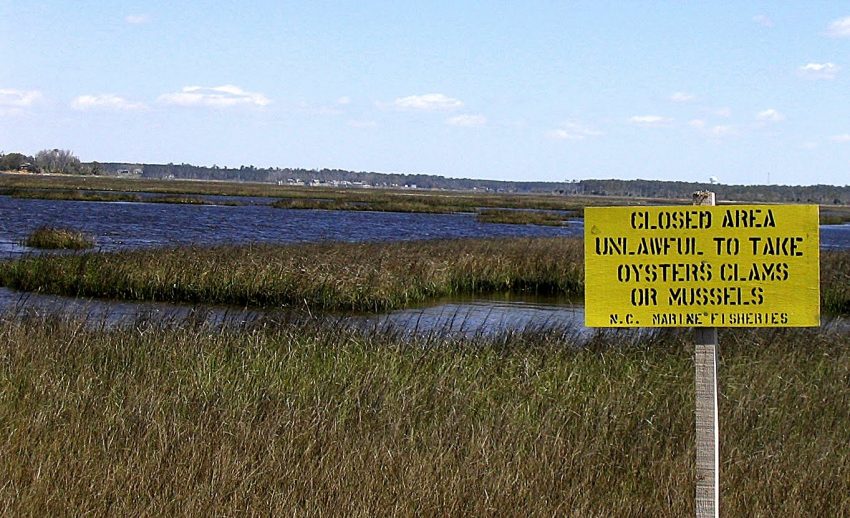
0,88,43,107
391,93,463,111
72,94,146,111
548,121,602,140
336,96,351,105
670,91,696,103
125,14,150,25
830,134,850,143
798,62,840,79
688,119,706,129
825,16,850,38
753,14,774,28
629,115,672,127
756,108,784,122
158,85,271,107
446,114,487,127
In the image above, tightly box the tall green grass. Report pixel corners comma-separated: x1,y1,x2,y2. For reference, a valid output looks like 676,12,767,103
0,316,846,515
0,238,584,311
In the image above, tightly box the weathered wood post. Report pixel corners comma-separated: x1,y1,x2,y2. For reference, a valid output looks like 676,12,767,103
692,190,718,518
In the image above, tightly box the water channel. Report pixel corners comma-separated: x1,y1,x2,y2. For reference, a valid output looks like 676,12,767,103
1,194,848,334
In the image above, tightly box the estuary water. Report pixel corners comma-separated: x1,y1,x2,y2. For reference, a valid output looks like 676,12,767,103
1,195,848,333
0,195,580,257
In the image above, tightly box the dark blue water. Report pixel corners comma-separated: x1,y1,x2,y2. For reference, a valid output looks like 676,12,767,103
0,195,580,257
3,196,848,256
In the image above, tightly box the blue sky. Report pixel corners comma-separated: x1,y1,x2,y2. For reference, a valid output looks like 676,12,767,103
2,1,850,186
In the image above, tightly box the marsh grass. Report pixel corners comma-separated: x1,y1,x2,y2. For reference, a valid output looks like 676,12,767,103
822,250,850,314
1,188,246,207
820,210,850,225
2,237,849,317
271,196,463,214
0,315,846,516
6,188,141,203
1,172,664,214
146,195,212,205
0,238,584,311
23,226,95,250
475,208,571,226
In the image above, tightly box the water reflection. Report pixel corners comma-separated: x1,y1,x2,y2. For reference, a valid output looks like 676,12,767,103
0,286,585,336
4,286,846,338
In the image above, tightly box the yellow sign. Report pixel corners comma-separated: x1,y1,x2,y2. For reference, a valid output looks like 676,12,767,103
584,205,820,327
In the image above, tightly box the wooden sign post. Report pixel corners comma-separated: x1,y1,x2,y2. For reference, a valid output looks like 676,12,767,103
692,191,718,518
583,195,820,515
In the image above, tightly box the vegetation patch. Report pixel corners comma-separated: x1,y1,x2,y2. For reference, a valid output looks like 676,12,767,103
0,316,847,515
1,172,651,215
271,197,460,213
271,198,368,211
147,195,212,205
822,250,850,314
23,226,95,250
820,208,850,225
476,208,571,226
0,238,583,311
5,189,141,203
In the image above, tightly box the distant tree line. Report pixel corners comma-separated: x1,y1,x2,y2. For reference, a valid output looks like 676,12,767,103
103,162,850,203
3,150,849,203
96,161,561,193
571,179,850,205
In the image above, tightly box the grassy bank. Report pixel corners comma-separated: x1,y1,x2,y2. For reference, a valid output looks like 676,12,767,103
2,188,247,206
0,316,847,515
5,188,141,203
270,197,460,214
0,238,584,312
270,192,584,215
145,195,213,205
